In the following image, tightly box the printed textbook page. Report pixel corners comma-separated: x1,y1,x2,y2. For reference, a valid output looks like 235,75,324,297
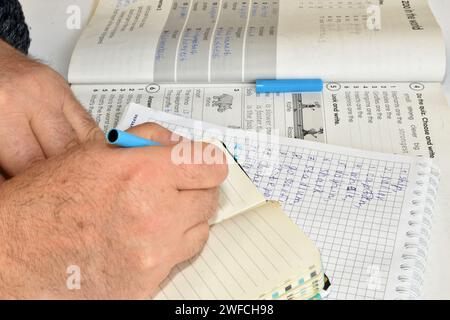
68,0,446,84
72,80,450,161
71,82,299,137
321,82,450,160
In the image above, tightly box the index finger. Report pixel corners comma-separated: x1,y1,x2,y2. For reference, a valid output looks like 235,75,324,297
126,139,229,190
125,122,183,146
169,141,229,190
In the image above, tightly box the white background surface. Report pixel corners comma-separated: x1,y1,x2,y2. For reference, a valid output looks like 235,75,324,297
18,0,450,299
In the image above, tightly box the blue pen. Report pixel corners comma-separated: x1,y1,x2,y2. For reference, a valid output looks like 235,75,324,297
106,129,161,148
256,79,323,94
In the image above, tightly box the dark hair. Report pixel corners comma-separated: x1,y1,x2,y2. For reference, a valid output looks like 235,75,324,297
0,0,31,54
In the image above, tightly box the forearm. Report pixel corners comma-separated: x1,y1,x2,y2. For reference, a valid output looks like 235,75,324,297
0,178,43,299
0,181,24,299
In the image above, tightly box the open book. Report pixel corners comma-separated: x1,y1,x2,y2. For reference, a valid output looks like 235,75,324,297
70,0,449,167
152,140,324,300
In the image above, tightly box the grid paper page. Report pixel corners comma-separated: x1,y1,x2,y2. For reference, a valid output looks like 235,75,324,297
117,104,429,299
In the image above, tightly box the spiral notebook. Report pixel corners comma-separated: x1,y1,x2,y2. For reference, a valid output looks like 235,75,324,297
117,103,440,299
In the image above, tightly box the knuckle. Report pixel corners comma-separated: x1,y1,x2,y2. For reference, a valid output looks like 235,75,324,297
213,162,229,182
137,249,164,270
204,189,219,219
200,206,213,222
188,226,209,258
144,122,163,131
25,153,46,169
129,122,175,142
202,162,228,186
114,154,162,187
179,164,200,183
129,122,157,133
85,125,104,142
64,138,81,151
196,225,210,248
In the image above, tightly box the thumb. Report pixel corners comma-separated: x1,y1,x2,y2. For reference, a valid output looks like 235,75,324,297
125,122,186,146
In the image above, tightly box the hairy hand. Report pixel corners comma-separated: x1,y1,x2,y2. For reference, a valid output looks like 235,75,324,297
0,123,228,299
0,39,99,177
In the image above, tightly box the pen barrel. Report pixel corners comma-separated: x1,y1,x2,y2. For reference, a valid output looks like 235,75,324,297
106,129,161,148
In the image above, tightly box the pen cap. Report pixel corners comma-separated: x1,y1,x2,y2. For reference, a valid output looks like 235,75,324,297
256,79,323,93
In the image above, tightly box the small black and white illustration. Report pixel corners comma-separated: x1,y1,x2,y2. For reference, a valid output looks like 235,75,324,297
212,94,234,113
303,128,324,139
300,101,321,111
293,93,325,142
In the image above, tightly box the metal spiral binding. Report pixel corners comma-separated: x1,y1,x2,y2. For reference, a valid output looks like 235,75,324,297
395,160,440,299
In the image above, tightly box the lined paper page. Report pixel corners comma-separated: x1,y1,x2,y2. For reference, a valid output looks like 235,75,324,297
153,202,321,300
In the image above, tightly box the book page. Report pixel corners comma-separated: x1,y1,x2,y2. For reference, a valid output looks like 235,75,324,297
321,82,450,160
71,82,298,137
154,201,322,300
117,104,439,299
275,0,446,82
72,81,450,160
68,0,445,83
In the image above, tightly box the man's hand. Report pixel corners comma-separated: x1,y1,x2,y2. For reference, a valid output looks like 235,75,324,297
0,39,99,177
0,123,228,299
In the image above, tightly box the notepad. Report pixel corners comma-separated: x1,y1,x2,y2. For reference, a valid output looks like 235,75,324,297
157,201,324,300
117,103,440,300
